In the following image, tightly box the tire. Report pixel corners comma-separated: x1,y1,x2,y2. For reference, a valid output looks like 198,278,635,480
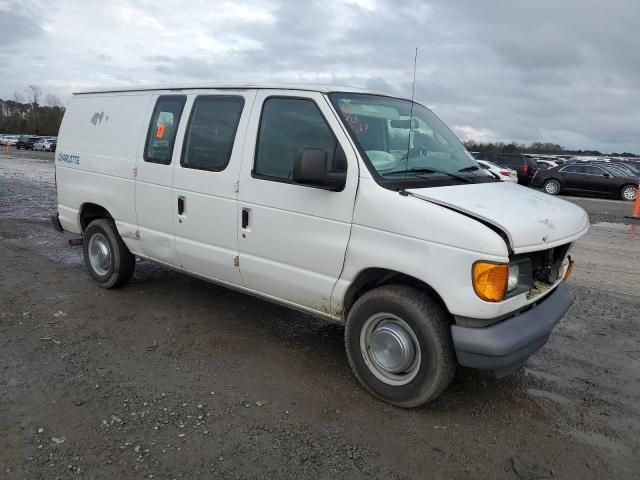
543,179,561,195
83,219,135,288
621,184,638,201
345,285,456,408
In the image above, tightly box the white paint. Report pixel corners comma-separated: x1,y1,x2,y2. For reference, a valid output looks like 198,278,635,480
476,159,518,183
55,83,588,324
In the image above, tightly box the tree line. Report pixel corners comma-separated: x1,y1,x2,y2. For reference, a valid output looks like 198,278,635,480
464,139,638,158
0,85,66,136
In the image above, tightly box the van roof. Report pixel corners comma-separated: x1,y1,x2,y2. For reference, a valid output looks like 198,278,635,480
73,82,410,100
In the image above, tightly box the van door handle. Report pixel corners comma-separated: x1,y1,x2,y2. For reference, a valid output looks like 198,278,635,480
178,196,185,215
241,208,249,229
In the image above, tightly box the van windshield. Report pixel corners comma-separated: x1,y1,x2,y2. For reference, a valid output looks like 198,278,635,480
329,93,495,188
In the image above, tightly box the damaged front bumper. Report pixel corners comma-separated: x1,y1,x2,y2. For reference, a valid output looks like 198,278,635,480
451,283,573,375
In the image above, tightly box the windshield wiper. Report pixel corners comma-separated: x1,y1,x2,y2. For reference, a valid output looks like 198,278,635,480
458,165,480,172
383,167,473,183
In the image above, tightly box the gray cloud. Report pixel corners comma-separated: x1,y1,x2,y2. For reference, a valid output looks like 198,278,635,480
0,9,44,47
0,0,638,153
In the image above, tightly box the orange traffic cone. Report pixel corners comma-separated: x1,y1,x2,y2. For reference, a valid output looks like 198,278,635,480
625,181,640,222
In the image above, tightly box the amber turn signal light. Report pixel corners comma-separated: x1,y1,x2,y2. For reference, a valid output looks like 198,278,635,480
472,262,508,302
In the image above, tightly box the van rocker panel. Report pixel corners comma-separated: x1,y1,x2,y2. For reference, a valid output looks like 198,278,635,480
451,283,573,371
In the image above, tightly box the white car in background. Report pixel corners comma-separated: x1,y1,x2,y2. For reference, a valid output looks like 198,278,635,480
1,135,19,145
477,159,518,182
536,160,559,170
34,138,56,151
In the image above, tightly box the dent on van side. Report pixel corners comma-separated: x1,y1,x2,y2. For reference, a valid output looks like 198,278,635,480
51,83,589,407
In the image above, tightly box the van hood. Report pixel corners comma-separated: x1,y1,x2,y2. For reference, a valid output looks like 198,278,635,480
407,182,589,253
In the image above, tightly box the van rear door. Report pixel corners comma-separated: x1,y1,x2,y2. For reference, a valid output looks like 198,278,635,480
135,94,187,266
171,90,256,286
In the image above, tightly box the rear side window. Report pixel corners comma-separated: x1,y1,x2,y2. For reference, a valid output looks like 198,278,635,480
181,95,244,172
561,165,583,174
144,95,186,165
254,97,336,181
584,166,605,175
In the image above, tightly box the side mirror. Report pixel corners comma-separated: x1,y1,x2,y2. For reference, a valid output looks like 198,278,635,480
603,173,611,178
292,148,346,191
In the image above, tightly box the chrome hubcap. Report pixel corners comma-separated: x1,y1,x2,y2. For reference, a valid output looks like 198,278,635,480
360,313,421,386
545,181,559,194
623,186,637,200
88,233,111,275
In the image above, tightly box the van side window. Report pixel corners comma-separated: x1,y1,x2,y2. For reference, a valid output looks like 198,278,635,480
254,97,336,181
181,96,244,172
144,95,186,165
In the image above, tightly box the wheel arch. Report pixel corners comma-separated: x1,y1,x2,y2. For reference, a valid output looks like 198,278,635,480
342,268,450,320
544,177,563,186
79,202,113,233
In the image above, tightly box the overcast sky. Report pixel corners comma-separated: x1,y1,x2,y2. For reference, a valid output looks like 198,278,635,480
1,0,638,153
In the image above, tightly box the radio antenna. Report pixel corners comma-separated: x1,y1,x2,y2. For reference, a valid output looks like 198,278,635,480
404,47,418,182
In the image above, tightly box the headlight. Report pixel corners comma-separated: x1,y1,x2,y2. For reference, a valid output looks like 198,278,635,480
507,263,519,291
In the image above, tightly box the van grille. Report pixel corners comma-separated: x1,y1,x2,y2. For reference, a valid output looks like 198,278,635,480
522,243,571,300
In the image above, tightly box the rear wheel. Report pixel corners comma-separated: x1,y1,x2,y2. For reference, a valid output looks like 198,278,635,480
621,184,638,201
83,219,135,288
543,179,561,195
345,285,455,408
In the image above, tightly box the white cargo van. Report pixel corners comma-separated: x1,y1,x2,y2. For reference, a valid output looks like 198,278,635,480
52,83,589,407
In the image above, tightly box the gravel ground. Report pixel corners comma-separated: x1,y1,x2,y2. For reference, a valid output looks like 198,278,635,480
1,149,639,479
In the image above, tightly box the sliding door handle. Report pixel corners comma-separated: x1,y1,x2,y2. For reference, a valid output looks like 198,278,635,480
241,208,249,229
178,196,185,215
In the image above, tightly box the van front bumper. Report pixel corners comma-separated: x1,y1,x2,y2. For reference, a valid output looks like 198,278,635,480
451,283,573,374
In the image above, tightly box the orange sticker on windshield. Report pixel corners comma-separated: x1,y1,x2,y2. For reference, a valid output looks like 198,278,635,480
156,124,166,139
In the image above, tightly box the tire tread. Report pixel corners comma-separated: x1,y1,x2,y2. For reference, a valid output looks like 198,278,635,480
345,284,456,408
83,219,135,288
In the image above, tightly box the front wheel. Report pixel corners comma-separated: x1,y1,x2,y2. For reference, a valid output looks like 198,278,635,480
543,179,561,195
345,285,456,408
83,219,135,288
621,184,638,201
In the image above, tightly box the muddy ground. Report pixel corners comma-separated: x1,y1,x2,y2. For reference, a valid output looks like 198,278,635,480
1,149,639,479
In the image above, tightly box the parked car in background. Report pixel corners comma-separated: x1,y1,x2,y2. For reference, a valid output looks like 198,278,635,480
532,163,639,201
0,135,19,145
477,159,518,183
16,136,40,150
34,138,57,151
536,160,558,170
605,162,640,178
475,153,538,185
16,136,30,149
